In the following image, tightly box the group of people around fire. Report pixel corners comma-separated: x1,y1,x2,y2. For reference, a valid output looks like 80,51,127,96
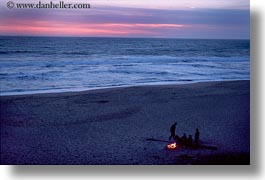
169,122,200,147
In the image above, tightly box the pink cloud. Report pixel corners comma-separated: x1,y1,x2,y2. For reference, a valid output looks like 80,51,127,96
0,20,185,36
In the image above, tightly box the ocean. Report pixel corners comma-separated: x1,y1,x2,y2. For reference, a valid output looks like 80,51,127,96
0,36,250,95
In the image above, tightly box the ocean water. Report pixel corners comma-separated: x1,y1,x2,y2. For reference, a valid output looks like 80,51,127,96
0,36,250,95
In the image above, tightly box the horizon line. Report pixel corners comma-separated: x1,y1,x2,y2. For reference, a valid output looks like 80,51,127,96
0,34,250,40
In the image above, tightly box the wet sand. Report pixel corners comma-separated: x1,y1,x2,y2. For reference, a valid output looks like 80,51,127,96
0,80,250,165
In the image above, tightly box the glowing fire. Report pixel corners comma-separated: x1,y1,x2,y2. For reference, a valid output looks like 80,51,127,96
167,142,177,149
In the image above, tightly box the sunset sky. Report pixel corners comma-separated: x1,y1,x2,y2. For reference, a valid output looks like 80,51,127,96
0,0,250,39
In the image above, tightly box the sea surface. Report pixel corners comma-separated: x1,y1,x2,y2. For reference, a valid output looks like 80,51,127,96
0,36,250,95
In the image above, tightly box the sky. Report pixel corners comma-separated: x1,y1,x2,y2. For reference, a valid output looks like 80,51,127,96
0,0,250,39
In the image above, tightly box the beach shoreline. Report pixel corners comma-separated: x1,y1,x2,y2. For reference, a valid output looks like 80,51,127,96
0,80,250,165
0,79,250,97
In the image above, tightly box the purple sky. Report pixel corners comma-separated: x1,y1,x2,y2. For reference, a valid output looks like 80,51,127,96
0,0,250,39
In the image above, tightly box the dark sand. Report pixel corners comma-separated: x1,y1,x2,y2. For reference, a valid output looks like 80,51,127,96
0,80,250,165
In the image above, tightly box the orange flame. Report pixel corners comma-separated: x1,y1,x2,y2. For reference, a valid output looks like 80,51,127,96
167,142,177,149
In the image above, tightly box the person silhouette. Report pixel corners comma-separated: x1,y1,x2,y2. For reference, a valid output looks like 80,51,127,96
180,133,187,145
195,128,200,145
187,135,193,147
169,122,177,140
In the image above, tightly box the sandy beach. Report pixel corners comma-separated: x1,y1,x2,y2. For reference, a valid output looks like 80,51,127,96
0,80,250,165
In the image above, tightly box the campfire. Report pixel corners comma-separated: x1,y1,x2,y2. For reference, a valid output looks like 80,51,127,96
166,142,178,150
